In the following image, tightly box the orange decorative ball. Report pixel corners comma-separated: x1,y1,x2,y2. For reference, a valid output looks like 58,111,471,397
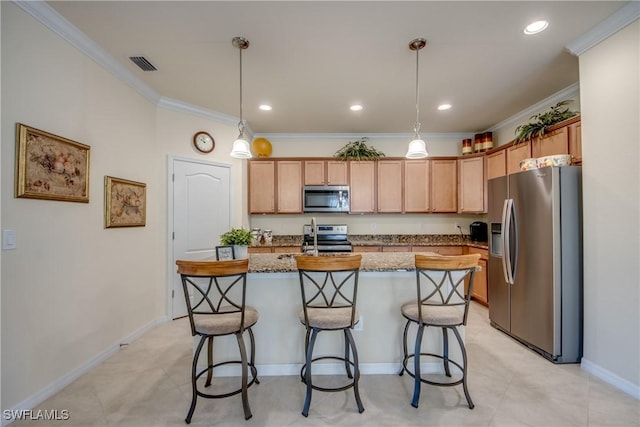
252,137,273,157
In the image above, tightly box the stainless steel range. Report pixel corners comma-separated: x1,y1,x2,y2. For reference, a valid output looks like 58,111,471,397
302,224,352,253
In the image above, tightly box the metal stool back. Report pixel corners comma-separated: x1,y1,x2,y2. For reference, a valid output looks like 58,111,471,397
399,253,480,409
176,259,259,424
296,254,364,417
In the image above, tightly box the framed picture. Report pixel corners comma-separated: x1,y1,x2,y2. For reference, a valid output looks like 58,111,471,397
15,123,90,203
216,245,235,261
104,176,147,228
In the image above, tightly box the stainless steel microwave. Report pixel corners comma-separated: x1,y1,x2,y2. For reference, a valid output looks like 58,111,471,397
303,186,350,213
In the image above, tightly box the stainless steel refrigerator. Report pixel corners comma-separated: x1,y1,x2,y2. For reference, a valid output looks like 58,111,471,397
488,166,582,363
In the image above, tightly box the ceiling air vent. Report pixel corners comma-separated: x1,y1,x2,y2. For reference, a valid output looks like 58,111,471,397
129,56,157,72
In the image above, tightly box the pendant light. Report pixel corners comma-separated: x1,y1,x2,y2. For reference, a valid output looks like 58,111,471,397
406,38,428,159
230,36,252,159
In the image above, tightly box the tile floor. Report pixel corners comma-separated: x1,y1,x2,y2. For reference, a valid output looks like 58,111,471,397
11,303,639,426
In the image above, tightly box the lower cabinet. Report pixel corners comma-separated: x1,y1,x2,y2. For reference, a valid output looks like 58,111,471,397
466,247,488,305
411,246,464,255
353,246,381,252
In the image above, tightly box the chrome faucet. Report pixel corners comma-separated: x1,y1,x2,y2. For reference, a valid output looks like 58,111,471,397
311,216,318,256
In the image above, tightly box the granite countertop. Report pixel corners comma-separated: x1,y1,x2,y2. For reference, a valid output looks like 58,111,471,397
248,252,442,273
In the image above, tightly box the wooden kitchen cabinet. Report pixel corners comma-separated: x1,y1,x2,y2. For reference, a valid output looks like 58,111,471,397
506,142,531,175
466,247,488,305
458,155,486,213
304,160,348,185
349,161,376,213
412,246,464,255
430,159,458,213
249,161,275,213
353,246,381,252
277,161,302,213
531,126,569,158
377,160,403,213
569,121,582,164
404,160,430,213
382,245,407,252
486,148,506,180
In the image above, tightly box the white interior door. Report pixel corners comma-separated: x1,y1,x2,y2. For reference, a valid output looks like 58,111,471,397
171,158,231,319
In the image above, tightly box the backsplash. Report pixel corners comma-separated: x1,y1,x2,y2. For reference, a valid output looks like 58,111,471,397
249,213,484,236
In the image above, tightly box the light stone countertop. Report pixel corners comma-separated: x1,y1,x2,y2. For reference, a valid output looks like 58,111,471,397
248,252,435,273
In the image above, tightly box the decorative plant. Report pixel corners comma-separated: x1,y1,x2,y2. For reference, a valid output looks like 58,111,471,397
220,227,252,246
334,137,385,161
514,100,578,143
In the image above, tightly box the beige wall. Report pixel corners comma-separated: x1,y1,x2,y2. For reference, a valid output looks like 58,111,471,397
0,3,242,409
579,21,640,390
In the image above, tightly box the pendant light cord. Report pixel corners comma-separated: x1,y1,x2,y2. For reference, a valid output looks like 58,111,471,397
238,44,244,135
414,46,421,137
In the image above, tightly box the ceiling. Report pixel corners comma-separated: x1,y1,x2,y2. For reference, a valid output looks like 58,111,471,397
46,1,626,135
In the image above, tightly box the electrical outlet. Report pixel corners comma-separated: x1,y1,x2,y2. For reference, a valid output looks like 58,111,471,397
354,316,364,331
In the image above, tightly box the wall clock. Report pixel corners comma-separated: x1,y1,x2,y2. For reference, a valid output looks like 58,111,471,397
193,131,215,153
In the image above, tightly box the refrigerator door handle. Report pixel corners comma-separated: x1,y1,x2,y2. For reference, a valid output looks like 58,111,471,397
503,199,516,285
510,198,518,284
501,199,511,284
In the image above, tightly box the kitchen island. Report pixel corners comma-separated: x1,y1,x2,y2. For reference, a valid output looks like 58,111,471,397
208,252,467,377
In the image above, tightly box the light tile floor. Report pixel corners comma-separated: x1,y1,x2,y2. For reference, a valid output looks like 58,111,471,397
11,303,639,426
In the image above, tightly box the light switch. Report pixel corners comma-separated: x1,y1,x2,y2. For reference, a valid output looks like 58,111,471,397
2,229,17,250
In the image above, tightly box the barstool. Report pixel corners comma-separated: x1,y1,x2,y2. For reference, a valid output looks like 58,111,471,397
176,259,259,424
399,253,480,409
295,254,364,417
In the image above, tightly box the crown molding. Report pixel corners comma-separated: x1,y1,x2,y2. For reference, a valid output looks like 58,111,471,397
157,97,250,133
486,83,580,133
254,132,474,141
565,2,640,56
13,0,160,104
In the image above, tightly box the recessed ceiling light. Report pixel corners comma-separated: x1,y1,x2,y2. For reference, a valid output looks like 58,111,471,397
524,20,549,35
259,104,272,111
350,104,363,111
438,104,452,111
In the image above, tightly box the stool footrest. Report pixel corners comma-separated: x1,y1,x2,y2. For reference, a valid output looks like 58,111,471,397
400,353,464,387
195,360,259,399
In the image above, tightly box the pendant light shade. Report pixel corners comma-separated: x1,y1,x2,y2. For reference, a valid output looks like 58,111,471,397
230,37,252,159
406,38,428,159
406,138,428,159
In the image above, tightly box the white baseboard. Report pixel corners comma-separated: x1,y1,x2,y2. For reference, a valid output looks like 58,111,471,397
581,357,640,399
2,316,169,427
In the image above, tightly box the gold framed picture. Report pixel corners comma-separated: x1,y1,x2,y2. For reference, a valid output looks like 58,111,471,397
104,176,147,228
15,123,90,202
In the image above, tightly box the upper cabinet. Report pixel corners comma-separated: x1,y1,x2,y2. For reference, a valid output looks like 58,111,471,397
349,161,376,213
430,159,458,213
304,160,348,185
249,161,275,214
486,149,506,180
531,126,569,158
568,121,582,164
247,118,580,215
458,156,486,213
377,160,403,213
506,142,531,175
277,161,302,213
404,160,430,213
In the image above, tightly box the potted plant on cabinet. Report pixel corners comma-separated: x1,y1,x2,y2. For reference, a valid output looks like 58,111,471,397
334,137,385,160
514,100,578,144
220,227,252,259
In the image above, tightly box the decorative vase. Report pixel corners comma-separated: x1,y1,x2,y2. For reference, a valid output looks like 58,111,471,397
233,245,248,259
